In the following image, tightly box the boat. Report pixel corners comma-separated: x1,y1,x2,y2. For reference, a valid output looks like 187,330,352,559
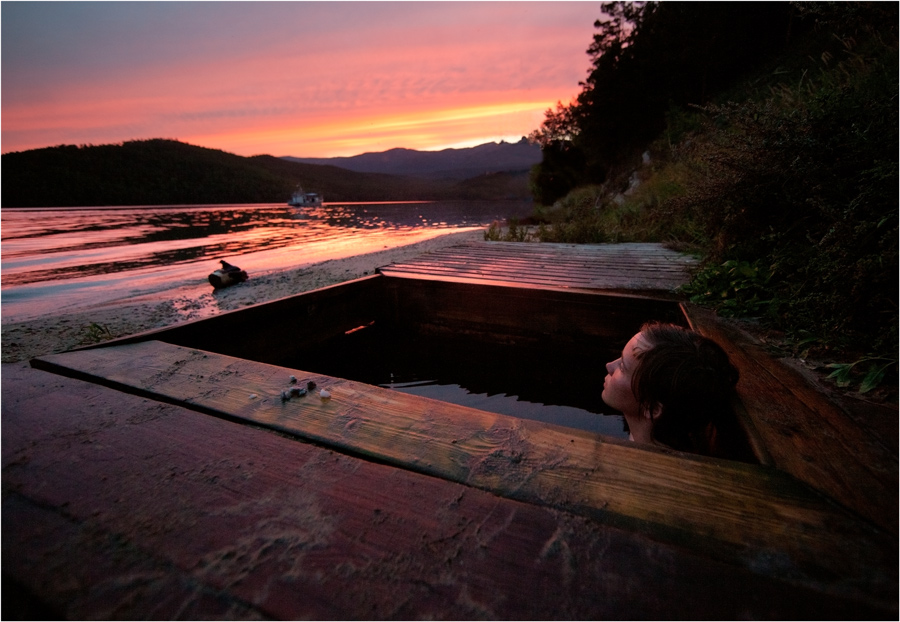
288,185,322,207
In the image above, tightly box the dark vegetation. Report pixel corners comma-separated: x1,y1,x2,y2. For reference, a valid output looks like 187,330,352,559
519,2,898,394
1,140,533,207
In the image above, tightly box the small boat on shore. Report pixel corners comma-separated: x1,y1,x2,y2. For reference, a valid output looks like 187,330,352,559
288,185,323,207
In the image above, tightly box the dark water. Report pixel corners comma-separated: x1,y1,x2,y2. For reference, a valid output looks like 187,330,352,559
285,323,628,438
1,200,533,321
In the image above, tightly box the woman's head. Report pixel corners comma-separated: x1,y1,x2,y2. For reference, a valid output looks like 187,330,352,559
602,322,739,454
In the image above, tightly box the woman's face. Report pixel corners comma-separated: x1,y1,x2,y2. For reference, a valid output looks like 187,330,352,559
602,331,647,418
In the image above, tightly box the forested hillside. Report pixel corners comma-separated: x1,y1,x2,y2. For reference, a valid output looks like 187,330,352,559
287,138,541,180
525,2,898,393
1,140,532,207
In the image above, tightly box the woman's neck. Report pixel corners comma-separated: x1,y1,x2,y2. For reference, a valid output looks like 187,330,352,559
625,412,655,444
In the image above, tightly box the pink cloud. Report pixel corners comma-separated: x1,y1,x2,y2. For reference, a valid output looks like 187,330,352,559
2,2,601,156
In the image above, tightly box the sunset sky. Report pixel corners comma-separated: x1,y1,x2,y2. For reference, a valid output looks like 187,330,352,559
2,2,601,158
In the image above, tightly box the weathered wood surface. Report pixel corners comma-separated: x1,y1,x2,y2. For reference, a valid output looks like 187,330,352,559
84,274,389,367
384,277,688,346
32,342,897,610
378,241,697,293
7,362,884,620
82,274,685,365
685,305,898,534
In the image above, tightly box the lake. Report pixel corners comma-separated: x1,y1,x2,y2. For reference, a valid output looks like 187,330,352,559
1,200,533,322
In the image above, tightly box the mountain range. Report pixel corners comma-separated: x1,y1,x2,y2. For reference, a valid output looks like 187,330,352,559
283,138,542,180
1,139,538,207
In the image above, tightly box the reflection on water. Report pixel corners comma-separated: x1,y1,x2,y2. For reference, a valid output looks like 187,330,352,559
1,201,533,321
2,201,530,286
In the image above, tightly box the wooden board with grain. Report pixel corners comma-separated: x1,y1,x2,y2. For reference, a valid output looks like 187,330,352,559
378,241,697,294
86,274,389,366
684,304,898,533
384,277,689,345
31,341,897,609
6,362,884,620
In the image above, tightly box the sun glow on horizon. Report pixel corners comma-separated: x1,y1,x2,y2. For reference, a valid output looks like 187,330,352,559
186,100,554,158
1,2,599,158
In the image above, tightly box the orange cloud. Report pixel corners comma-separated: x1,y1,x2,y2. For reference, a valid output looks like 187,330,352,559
188,99,553,156
2,2,600,156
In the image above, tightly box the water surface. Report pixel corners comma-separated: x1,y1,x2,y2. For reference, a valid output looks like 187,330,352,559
2,200,532,321
284,323,628,438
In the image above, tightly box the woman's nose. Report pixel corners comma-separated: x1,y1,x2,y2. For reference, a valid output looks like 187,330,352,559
606,359,618,374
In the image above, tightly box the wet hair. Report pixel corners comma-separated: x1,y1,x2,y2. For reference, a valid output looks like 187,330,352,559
631,322,742,457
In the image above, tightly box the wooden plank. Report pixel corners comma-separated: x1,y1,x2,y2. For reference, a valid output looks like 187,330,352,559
378,241,698,292
384,277,688,344
76,274,388,367
386,246,696,267
440,241,698,260
684,305,898,533
396,253,697,272
380,257,693,279
381,256,692,275
379,267,687,296
5,362,885,620
32,341,896,607
382,262,689,284
392,243,698,268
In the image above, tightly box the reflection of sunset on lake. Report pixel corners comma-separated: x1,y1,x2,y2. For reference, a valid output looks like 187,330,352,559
0,201,534,321
2,2,600,157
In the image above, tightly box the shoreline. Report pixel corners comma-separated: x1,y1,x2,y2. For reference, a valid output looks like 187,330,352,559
1,228,484,364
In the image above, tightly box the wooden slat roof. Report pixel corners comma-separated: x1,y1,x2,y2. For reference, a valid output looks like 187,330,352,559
378,241,697,293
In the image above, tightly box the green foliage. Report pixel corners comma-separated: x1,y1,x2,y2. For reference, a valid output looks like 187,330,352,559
533,186,608,243
674,10,899,361
82,322,112,344
529,1,797,202
530,172,706,250
484,218,535,242
517,2,898,391
680,260,773,318
528,142,586,206
827,359,897,394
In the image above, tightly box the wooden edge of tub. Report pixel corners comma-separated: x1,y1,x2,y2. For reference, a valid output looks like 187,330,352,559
31,339,897,607
683,303,897,535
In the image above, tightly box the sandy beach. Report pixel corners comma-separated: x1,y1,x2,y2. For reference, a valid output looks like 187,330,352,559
2,228,484,364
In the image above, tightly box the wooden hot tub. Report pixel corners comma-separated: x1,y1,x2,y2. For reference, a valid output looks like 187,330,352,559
12,242,897,619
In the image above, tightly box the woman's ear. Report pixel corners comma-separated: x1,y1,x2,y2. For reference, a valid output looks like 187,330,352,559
644,403,664,420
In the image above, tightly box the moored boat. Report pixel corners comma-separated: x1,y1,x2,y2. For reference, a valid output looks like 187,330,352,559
288,184,322,206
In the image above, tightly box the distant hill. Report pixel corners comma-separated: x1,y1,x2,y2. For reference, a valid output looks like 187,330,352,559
1,139,534,207
284,138,542,180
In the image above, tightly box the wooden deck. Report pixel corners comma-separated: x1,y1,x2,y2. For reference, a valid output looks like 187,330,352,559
378,241,697,294
5,242,897,619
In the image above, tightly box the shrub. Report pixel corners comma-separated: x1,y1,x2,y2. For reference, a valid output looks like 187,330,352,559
675,26,898,358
